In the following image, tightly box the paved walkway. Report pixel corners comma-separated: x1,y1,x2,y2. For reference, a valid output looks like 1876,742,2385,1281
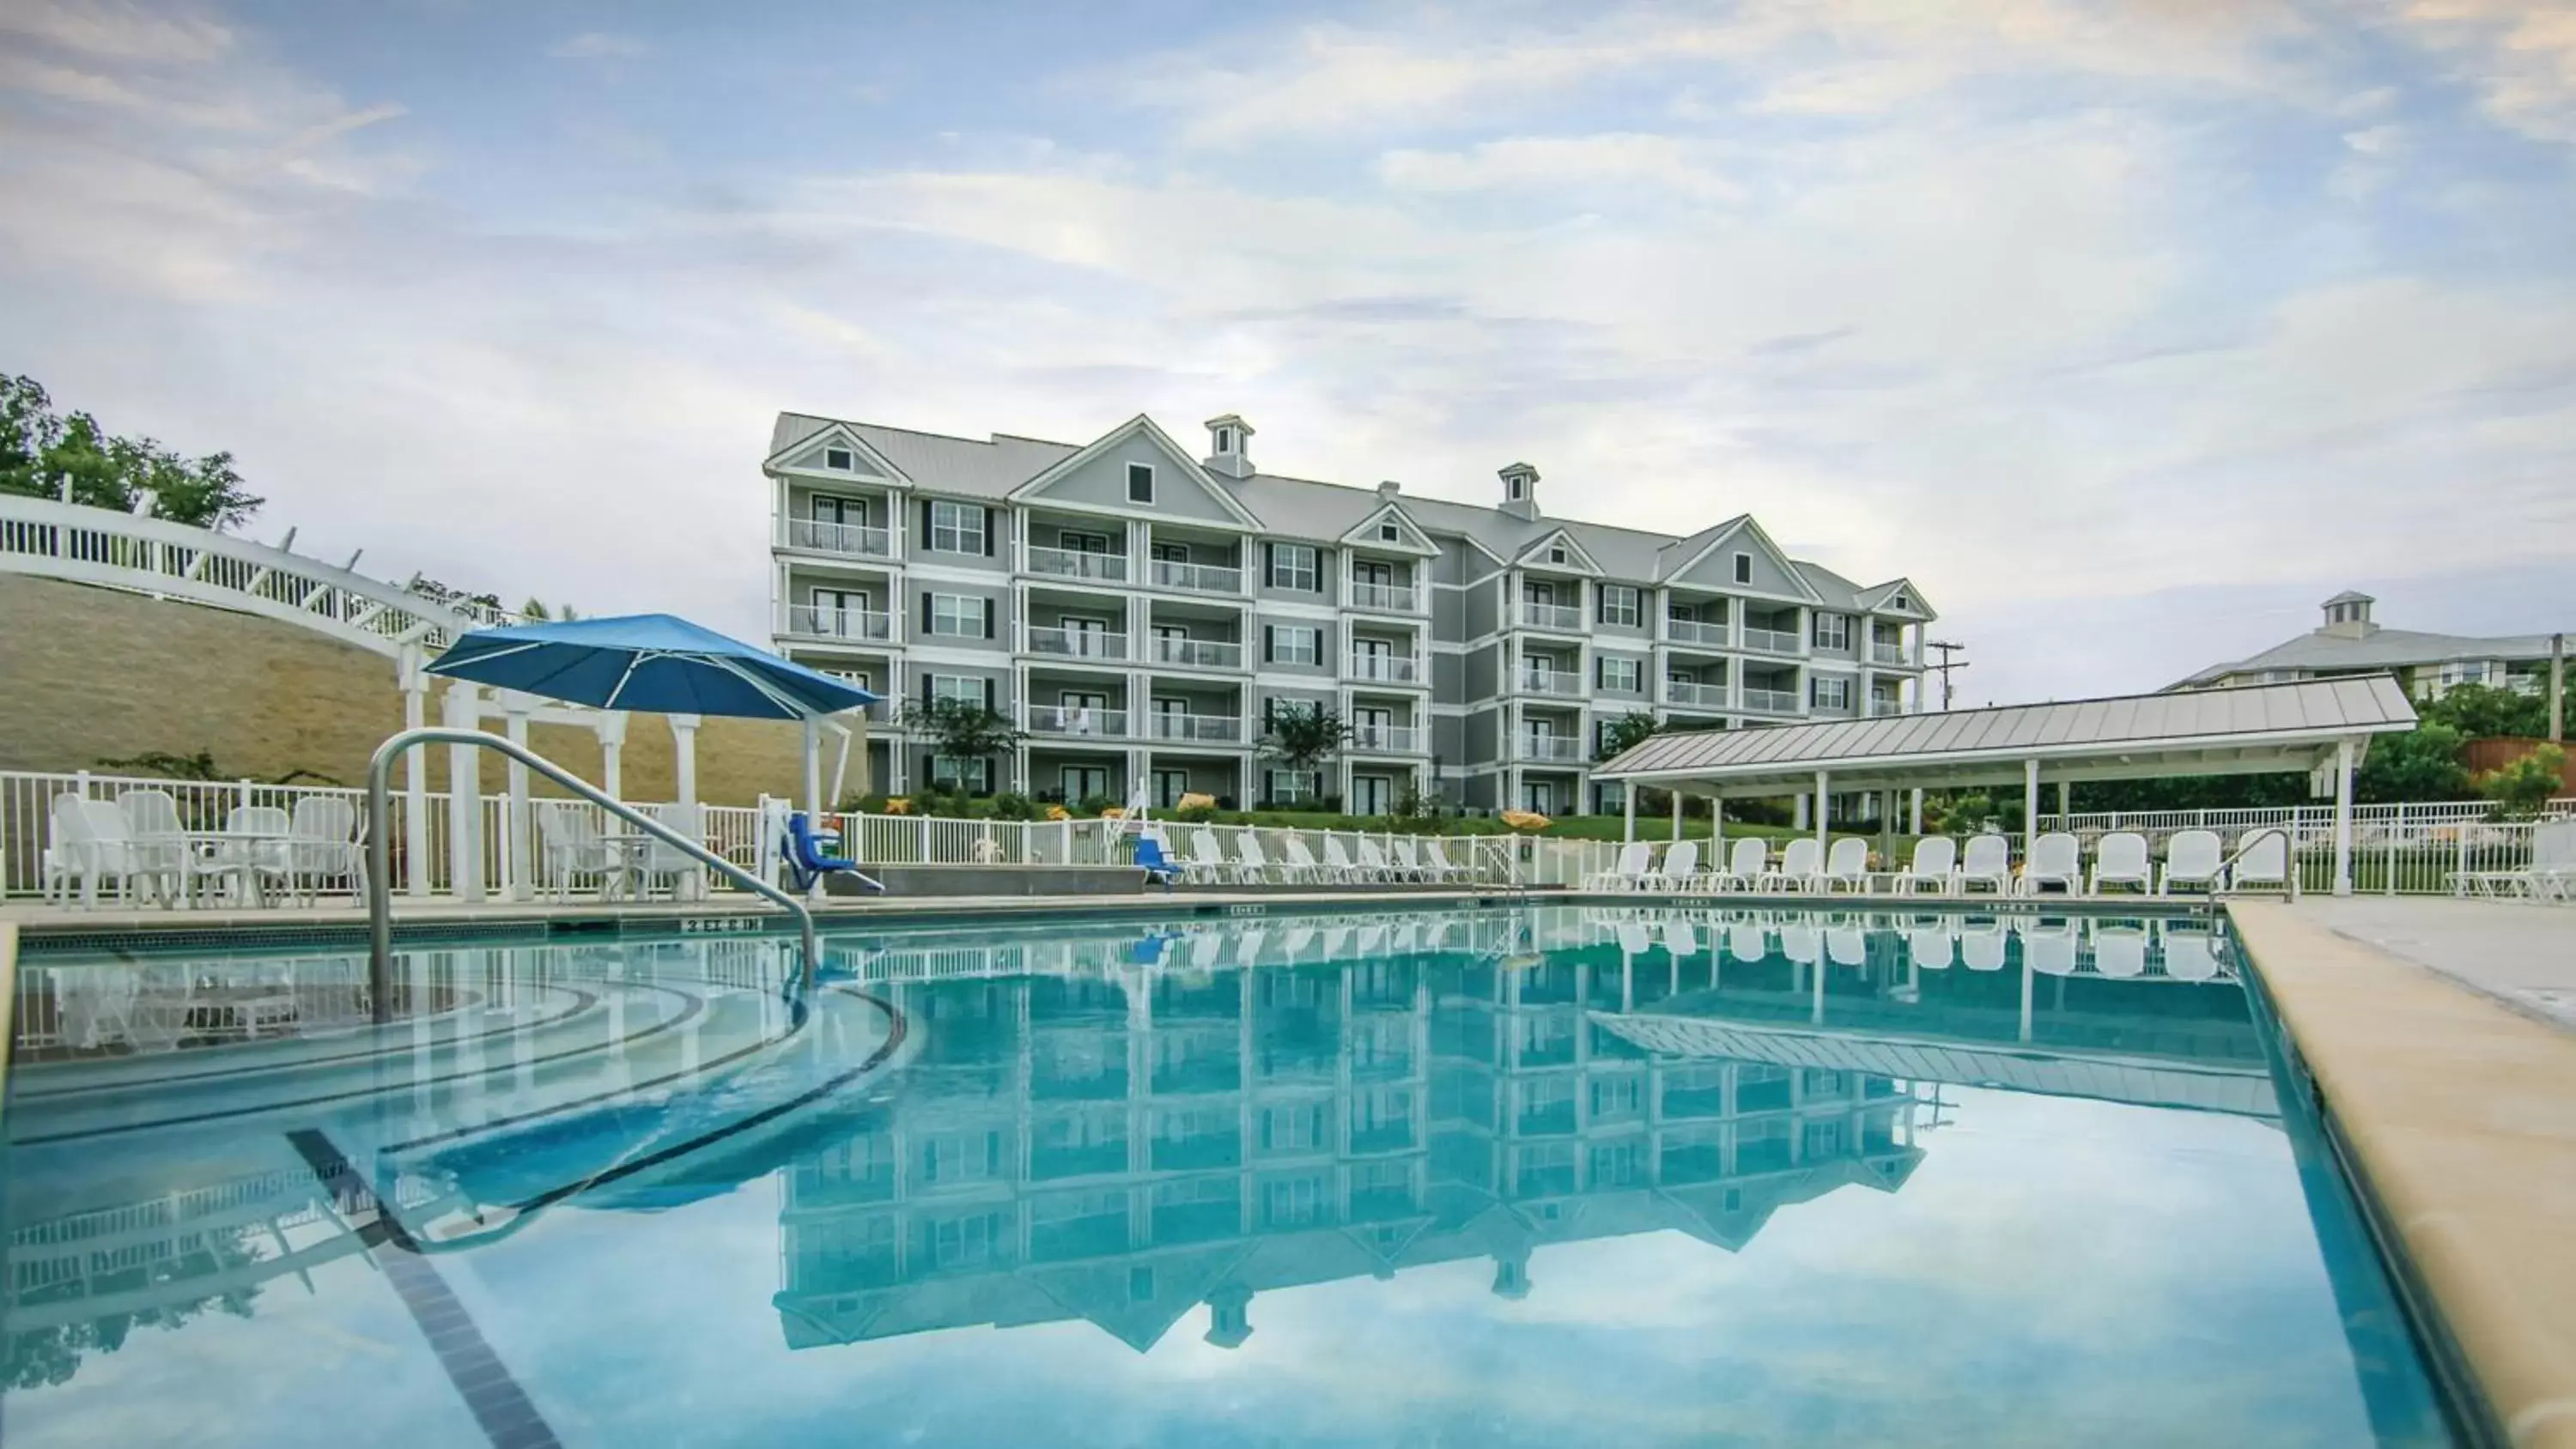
2297,896,2576,1031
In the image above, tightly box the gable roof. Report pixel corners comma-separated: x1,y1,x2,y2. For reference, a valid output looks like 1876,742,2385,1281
1337,500,1439,556
2172,625,2561,688
1512,526,1601,575
762,419,912,482
1007,415,1266,529
1854,577,1935,619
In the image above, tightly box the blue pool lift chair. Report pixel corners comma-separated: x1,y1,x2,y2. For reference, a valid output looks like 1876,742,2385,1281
784,811,865,893
1133,834,1182,893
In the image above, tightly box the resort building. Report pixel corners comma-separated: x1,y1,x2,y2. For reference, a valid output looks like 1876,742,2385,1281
2172,591,2567,700
764,411,1935,814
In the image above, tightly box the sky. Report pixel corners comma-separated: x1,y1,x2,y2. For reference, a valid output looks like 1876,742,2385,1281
2,0,2573,705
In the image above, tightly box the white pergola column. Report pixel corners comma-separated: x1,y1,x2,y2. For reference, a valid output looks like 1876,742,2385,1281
670,712,702,809
2333,737,2356,896
1622,779,1637,843
1710,795,1724,852
442,682,483,903
1909,787,1923,835
594,711,628,801
1794,792,1808,830
1668,789,1682,844
501,689,536,902
2057,779,2071,826
398,644,431,899
1813,770,1830,851
2022,758,2040,860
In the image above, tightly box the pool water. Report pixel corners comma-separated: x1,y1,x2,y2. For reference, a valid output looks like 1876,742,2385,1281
3,906,2457,1447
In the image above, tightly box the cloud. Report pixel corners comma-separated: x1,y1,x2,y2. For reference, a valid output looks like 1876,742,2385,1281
0,0,233,64
2401,0,2576,142
548,32,647,62
1376,134,1741,202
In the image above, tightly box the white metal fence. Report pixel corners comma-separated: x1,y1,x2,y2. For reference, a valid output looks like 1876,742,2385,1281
2042,799,2573,841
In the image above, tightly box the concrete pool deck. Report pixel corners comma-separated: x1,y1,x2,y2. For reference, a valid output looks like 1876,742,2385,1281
2233,900,2576,1448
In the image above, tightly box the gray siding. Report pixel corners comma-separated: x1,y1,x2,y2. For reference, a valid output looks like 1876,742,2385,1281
1464,645,1499,701
1464,578,1500,638
1031,436,1241,524
1431,587,1464,643
1465,708,1500,765
1431,652,1466,702
1673,534,1806,598
1431,715,1467,765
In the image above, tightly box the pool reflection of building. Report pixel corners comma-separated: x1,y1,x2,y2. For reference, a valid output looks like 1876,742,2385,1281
774,940,1935,1354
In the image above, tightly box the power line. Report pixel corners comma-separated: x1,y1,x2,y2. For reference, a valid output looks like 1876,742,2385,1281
1925,640,1969,711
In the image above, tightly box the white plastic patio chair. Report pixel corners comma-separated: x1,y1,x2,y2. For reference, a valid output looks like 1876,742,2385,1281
636,802,706,899
2020,833,2081,895
2092,919,2149,978
44,793,140,907
1646,839,1699,890
1887,837,1956,895
2230,828,2292,894
1321,834,1368,884
1233,832,1275,884
1585,840,1653,891
1761,838,1823,892
1708,837,1765,892
203,805,292,907
117,789,193,906
1186,828,1233,885
1822,838,1871,893
1355,835,1402,882
1907,918,1955,969
538,801,612,900
2161,924,2223,982
286,796,365,905
1959,918,2008,971
2160,830,2225,896
2088,832,2153,896
1280,834,1327,884
2020,918,2080,975
1421,837,1473,884
1955,835,2012,895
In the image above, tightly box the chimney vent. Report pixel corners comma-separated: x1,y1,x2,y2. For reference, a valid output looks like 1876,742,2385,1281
1203,414,1254,480
1376,480,1400,500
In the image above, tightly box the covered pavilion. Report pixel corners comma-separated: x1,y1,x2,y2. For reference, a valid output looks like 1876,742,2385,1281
1592,677,2419,895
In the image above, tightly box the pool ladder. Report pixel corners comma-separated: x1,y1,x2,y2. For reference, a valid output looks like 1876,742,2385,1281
364,728,822,1022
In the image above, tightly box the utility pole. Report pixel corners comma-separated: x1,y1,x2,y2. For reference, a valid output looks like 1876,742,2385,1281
1925,640,1969,711
2551,633,2565,743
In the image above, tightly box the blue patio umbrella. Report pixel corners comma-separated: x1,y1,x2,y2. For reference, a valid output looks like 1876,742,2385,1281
426,613,876,718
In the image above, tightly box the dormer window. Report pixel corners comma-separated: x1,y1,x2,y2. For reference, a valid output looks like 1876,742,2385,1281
1547,546,1567,566
824,447,854,471
1127,463,1154,504
1510,477,1527,501
1892,593,1909,610
1378,522,1400,543
1733,552,1753,585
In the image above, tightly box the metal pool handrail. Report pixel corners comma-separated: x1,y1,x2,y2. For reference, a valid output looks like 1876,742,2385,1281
2218,826,2300,900
366,728,819,1019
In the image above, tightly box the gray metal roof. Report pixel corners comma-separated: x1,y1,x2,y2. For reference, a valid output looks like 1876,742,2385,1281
1595,676,2418,791
769,410,1916,608
2173,624,2563,687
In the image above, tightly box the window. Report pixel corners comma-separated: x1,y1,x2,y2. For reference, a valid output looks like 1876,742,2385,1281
1892,592,1910,610
1598,657,1641,694
1151,540,1188,564
928,500,986,555
1546,545,1567,565
811,494,864,525
1060,764,1110,801
1215,426,1235,454
928,755,991,791
1127,462,1155,504
1060,529,1110,555
1599,585,1640,627
1813,613,1850,650
823,447,854,471
1267,543,1318,591
1352,560,1393,587
927,674,985,707
1811,676,1851,710
1378,522,1400,543
1508,476,1526,501
1266,625,1320,666
1268,769,1316,803
927,593,987,638
1733,552,1753,585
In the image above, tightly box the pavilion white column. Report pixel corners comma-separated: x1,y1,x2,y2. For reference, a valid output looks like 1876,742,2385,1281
594,711,628,802
2057,779,2071,826
1710,796,1724,851
2332,737,2356,896
1909,787,1923,835
442,682,483,903
501,690,535,903
1814,770,1830,851
1668,789,1682,843
2022,758,2040,860
1622,780,1637,843
1794,792,1808,830
1878,788,1896,864
399,645,431,899
669,713,702,809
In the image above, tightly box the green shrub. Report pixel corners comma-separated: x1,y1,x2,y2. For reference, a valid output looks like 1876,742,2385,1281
2479,743,2567,820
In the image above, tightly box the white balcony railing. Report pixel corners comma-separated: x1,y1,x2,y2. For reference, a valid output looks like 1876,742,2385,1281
1350,724,1422,754
1517,601,1583,632
1348,580,1419,612
1027,546,1130,583
784,518,895,558
1870,641,1911,666
1742,626,1801,655
1741,687,1801,714
1868,697,1906,717
1665,617,1728,647
1150,635,1244,670
1150,558,1242,594
1145,713,1242,743
1026,706,1128,737
1664,679,1729,708
781,604,893,641
1520,667,1584,697
1027,627,1128,661
1346,652,1421,683
1518,734,1583,762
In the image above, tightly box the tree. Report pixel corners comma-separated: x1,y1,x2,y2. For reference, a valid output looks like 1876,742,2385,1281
896,697,1025,792
0,373,263,530
2476,743,2567,820
1258,702,1350,797
2421,682,2548,741
519,598,581,621
1593,710,1662,764
2354,720,2469,803
404,573,504,615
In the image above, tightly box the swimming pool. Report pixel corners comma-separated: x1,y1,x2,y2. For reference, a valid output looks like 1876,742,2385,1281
3,905,2459,1446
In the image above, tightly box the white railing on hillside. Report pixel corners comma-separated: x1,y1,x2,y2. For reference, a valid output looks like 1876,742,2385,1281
2042,800,2575,842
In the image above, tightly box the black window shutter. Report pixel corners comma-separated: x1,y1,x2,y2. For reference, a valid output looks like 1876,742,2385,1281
920,753,934,784
982,506,995,556
919,591,932,633
1262,626,1275,664
983,598,997,639
920,499,933,543
983,678,996,711
1262,543,1273,585
918,671,931,702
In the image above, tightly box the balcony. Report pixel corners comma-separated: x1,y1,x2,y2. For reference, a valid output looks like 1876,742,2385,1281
1027,705,1128,738
1520,666,1585,697
1517,734,1583,763
781,604,892,642
1145,713,1242,744
1149,558,1242,595
1741,687,1801,715
783,518,895,559
1027,546,1129,584
1868,697,1906,717
1870,640,1911,666
1517,600,1583,632
1742,626,1801,655
1348,580,1419,612
1346,652,1422,684
1663,679,1729,709
1150,635,1244,670
1028,627,1128,662
1350,724,1422,754
1666,617,1728,647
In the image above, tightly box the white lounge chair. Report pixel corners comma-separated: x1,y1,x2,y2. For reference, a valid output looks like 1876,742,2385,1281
1645,840,1700,890
2161,924,2223,981
1821,838,1871,894
1234,832,1275,883
2160,829,2225,896
1388,836,1429,881
1321,834,1370,883
1586,840,1654,892
1959,917,2008,971
1355,835,1402,881
1707,837,1766,892
1956,835,2013,895
538,801,609,900
1420,837,1474,885
2230,828,2292,894
2020,833,2081,895
1280,834,1328,884
2021,917,2080,975
1185,828,1234,885
1726,919,1768,965
636,802,706,899
2088,832,2153,896
1760,838,1824,892
1826,921,1867,967
1886,837,1956,895
2092,919,2149,978
46,794,141,907
1907,919,1955,968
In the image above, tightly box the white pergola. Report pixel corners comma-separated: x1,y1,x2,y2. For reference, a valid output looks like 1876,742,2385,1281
1594,677,2420,895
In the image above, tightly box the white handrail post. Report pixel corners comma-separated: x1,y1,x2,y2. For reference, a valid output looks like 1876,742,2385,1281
2331,738,2355,897
399,643,430,898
